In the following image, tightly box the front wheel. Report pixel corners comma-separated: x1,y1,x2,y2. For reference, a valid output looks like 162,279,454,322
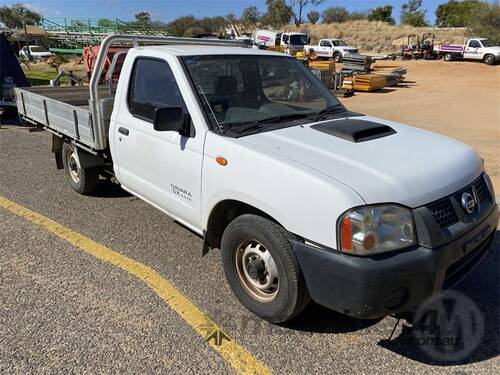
62,143,98,195
333,53,342,63
221,214,310,323
483,54,495,65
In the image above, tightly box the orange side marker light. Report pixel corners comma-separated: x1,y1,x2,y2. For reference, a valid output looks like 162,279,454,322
216,156,228,166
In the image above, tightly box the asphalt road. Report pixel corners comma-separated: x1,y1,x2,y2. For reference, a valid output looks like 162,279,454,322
0,122,499,374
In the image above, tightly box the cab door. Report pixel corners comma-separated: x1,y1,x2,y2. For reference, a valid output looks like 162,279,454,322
464,39,482,60
318,40,333,58
112,56,204,230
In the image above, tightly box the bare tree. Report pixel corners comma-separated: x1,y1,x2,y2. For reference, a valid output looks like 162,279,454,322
278,0,325,27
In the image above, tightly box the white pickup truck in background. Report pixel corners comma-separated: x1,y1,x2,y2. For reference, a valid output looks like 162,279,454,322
19,45,53,61
16,35,498,323
305,38,358,62
436,37,500,65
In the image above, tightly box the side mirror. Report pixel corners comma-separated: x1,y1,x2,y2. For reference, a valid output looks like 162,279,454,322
308,37,311,44
154,107,191,137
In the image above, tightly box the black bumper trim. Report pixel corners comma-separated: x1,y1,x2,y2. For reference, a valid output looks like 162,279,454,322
292,205,498,319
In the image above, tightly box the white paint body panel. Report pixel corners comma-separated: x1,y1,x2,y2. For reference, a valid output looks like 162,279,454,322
108,45,483,249
240,116,483,209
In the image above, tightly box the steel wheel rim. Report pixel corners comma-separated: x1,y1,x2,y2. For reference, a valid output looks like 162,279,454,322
68,151,81,183
235,239,279,303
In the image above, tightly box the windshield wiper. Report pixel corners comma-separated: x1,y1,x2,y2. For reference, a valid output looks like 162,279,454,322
314,105,345,122
230,112,312,135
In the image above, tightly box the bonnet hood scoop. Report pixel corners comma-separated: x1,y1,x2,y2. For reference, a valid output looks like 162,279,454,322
311,118,396,143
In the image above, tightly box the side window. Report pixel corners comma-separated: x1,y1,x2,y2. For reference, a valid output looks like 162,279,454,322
468,40,481,48
128,58,186,122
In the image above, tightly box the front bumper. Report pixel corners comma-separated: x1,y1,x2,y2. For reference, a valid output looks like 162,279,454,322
293,204,498,319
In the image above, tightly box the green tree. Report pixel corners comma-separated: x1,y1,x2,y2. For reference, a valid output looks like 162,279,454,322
307,10,320,24
241,6,261,27
0,3,42,28
167,16,197,36
401,0,428,26
322,6,349,23
466,2,500,43
435,0,482,27
261,0,292,28
134,11,151,23
97,18,115,30
348,10,369,21
368,5,395,24
199,16,227,33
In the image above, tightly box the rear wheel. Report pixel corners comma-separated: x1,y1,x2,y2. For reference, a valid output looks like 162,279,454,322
444,53,454,62
483,54,495,65
62,143,98,195
221,214,310,323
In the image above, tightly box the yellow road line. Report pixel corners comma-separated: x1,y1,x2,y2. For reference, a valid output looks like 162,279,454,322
0,195,271,375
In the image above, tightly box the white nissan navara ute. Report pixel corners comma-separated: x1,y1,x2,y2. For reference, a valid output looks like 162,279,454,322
16,36,498,323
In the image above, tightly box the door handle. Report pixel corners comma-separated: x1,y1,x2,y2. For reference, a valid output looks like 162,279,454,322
118,127,129,136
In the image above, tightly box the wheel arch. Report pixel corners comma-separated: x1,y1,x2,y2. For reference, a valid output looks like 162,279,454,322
203,199,287,255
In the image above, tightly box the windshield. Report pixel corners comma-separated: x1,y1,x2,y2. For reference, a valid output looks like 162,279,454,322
480,39,495,47
181,55,344,135
30,46,49,53
332,40,347,47
289,34,308,45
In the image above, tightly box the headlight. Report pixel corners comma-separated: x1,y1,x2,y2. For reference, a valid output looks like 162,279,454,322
338,205,416,256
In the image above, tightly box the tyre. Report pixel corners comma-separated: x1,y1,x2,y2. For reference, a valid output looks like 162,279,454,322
221,214,310,323
444,53,454,62
333,53,342,63
483,54,495,65
62,143,98,195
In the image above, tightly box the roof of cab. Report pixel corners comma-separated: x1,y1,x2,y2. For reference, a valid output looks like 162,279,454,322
134,45,290,57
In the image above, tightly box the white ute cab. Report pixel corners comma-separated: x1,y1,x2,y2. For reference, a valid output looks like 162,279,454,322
16,35,498,323
306,38,358,62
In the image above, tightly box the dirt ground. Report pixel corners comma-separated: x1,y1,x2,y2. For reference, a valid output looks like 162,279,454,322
338,59,500,194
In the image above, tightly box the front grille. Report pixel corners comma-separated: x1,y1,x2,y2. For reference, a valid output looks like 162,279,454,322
475,177,487,203
425,174,492,229
427,199,459,228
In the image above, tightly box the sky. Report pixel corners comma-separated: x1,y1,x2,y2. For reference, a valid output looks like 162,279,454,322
0,0,495,25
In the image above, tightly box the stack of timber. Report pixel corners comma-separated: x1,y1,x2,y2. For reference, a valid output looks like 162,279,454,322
371,65,407,87
341,74,386,92
308,60,335,71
